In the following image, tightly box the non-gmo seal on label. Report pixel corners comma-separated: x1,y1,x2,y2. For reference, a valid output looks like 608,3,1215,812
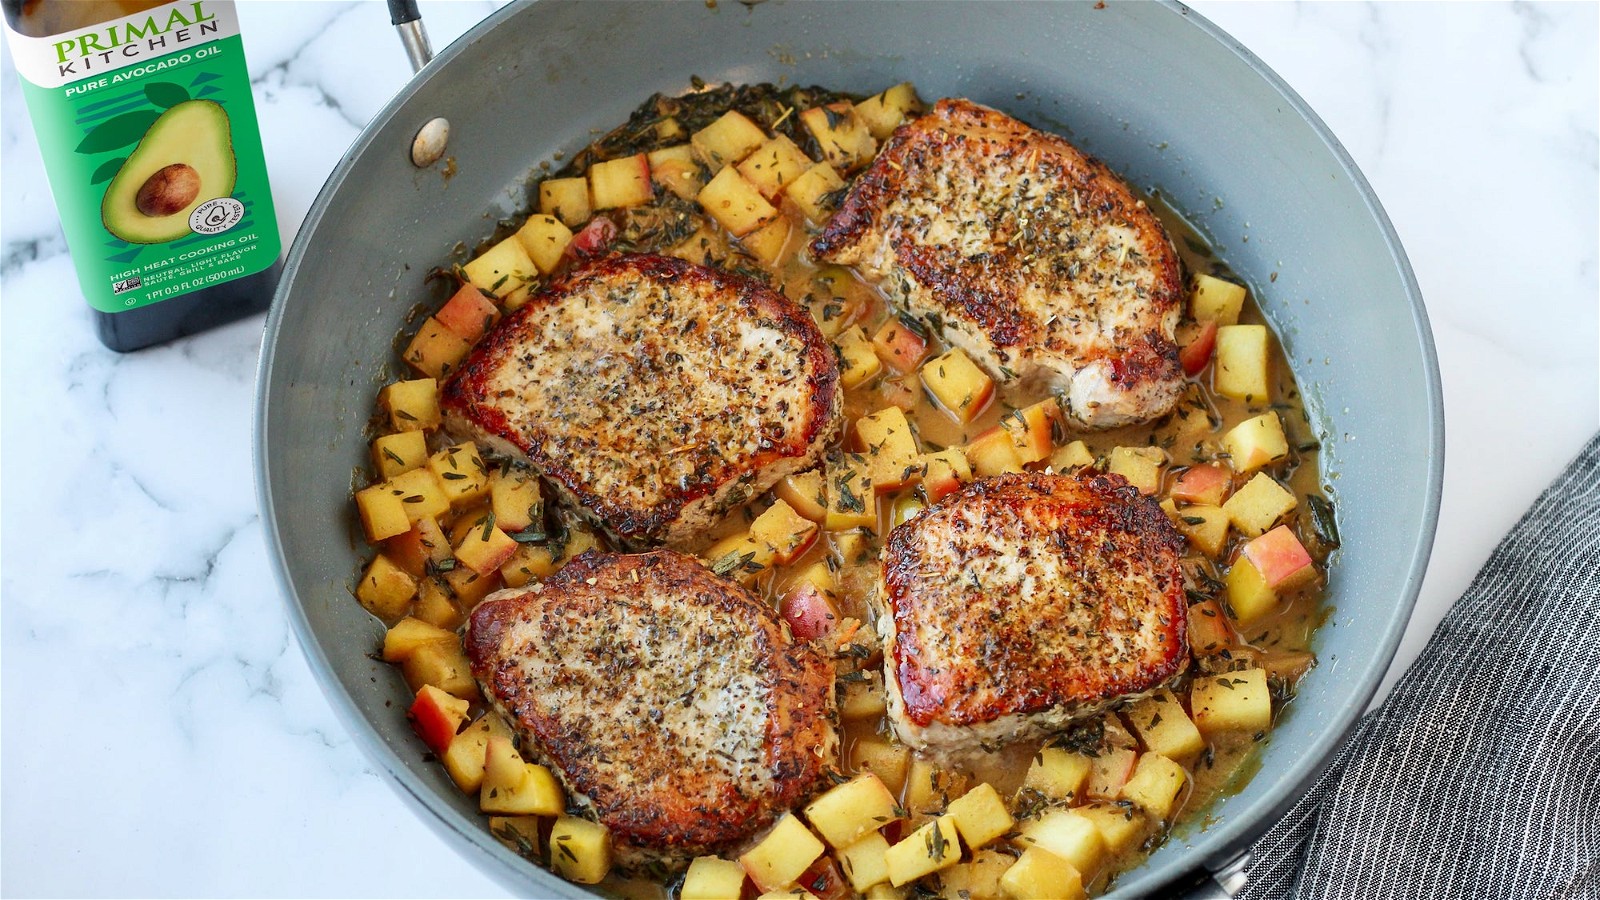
190,197,244,235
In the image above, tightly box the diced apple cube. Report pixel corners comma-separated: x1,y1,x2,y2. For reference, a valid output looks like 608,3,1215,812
463,236,537,307
412,578,462,629
372,431,428,481
966,428,1024,477
832,527,876,566
786,162,846,223
428,443,490,507
840,670,888,721
514,214,574,275
589,153,653,210
1188,597,1236,654
1015,808,1104,878
693,110,769,171
488,815,543,860
1124,689,1205,765
941,849,1011,900
865,884,906,900
402,639,477,699
742,814,827,892
647,143,706,201
837,832,892,891
682,857,749,900
408,684,469,753
776,469,829,522
742,216,793,266
850,736,910,794
1074,802,1146,855
1003,399,1059,464
854,82,923,140
887,494,925,531
1108,446,1167,495
1225,555,1277,626
1191,273,1247,325
946,783,1014,850
1242,525,1316,590
550,816,613,884
804,772,899,848
441,715,494,793
489,468,543,535
1173,504,1230,557
381,616,456,662
538,176,591,227
356,553,417,619
1213,324,1271,401
1021,747,1093,804
801,103,877,172
434,282,501,343
500,544,555,589
999,848,1085,900
1171,463,1231,506
885,816,961,886
856,407,921,489
1119,753,1189,821
1191,667,1273,736
699,166,779,237
1085,747,1137,802
905,758,967,816
444,565,502,610
752,499,820,564
388,467,452,524
704,532,778,587
454,519,520,577
738,135,814,200
382,378,440,432
872,318,929,372
919,449,972,503
922,348,994,423
356,482,413,542
1049,440,1094,471
1222,411,1289,472
825,453,877,531
835,326,883,389
481,735,564,816
1222,473,1297,537
1179,319,1219,376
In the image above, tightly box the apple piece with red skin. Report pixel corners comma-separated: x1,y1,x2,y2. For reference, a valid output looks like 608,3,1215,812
1241,525,1317,590
781,581,841,641
564,216,618,263
434,283,500,342
1171,463,1231,506
871,318,929,372
796,855,852,900
1179,319,1219,376
409,684,470,753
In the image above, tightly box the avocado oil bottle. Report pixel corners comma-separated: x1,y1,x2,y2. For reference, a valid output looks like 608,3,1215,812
4,0,280,352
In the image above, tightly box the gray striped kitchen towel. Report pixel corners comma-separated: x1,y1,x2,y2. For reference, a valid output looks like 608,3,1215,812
1240,432,1600,899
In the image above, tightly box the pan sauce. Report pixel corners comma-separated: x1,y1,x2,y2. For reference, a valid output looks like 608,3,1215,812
354,82,1335,899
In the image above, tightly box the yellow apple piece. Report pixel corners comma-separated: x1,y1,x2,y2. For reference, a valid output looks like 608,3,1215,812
941,849,1011,900
945,783,1014,850
825,452,877,531
1074,802,1146,855
1191,272,1247,325
1124,689,1205,765
401,639,477,699
454,517,520,577
1000,847,1085,900
412,579,461,629
682,856,749,900
463,235,537,308
1223,472,1298,537
800,102,877,172
428,442,490,508
785,162,846,223
480,735,564,816
588,152,653,209
513,213,573,275
919,448,972,503
885,816,961,886
1002,398,1059,464
704,531,777,587
489,467,543,535
1108,445,1167,494
741,814,826,892
1021,747,1093,805
692,109,768,171
849,736,910,794
1173,503,1230,558
738,134,814,200
1213,324,1271,401
922,348,994,423
1171,463,1232,506
751,498,820,565
854,82,923,140
839,670,887,721
856,406,921,490
550,815,613,884
1190,667,1273,736
538,176,591,227
742,215,793,266
1085,747,1138,802
1222,411,1290,472
1188,596,1237,654
698,166,779,236
380,615,456,662
836,831,892,892
355,482,413,543
775,468,828,522
966,428,1024,477
1119,753,1189,821
835,326,884,389
804,772,899,848
441,715,495,793
381,378,440,432
371,430,428,479
1015,808,1104,877
647,143,705,201
1241,525,1317,590
871,317,929,372
356,553,417,619
402,317,471,379
832,527,876,566
1049,440,1094,471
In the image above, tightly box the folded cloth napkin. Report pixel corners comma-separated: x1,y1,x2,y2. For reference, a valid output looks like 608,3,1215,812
1241,433,1600,899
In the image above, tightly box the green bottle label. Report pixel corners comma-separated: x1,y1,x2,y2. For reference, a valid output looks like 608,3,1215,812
5,1,279,313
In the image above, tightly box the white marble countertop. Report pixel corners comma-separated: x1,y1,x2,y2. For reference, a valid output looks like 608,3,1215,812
2,2,1595,896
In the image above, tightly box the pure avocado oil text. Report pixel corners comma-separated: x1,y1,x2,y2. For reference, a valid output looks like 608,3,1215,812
4,0,280,351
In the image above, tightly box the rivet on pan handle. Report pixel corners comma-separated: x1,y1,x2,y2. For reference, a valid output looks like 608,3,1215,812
386,0,449,168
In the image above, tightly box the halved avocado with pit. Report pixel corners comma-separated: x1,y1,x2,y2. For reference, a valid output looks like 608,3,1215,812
102,99,237,244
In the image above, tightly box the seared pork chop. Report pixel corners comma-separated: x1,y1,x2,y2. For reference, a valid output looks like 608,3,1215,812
877,472,1187,754
812,99,1185,428
441,253,841,549
465,549,836,869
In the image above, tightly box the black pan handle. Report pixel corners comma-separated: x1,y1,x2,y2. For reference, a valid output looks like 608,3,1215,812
386,0,433,73
1163,852,1249,899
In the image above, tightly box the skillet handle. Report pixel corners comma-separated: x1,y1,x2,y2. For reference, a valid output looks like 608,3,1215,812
387,0,433,73
1167,852,1248,899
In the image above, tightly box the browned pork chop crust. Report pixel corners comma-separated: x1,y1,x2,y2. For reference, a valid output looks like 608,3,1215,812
465,549,837,868
441,253,841,549
879,472,1187,754
812,99,1185,428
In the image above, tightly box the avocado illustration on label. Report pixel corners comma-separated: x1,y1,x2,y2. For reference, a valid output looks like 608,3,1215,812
101,99,237,244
